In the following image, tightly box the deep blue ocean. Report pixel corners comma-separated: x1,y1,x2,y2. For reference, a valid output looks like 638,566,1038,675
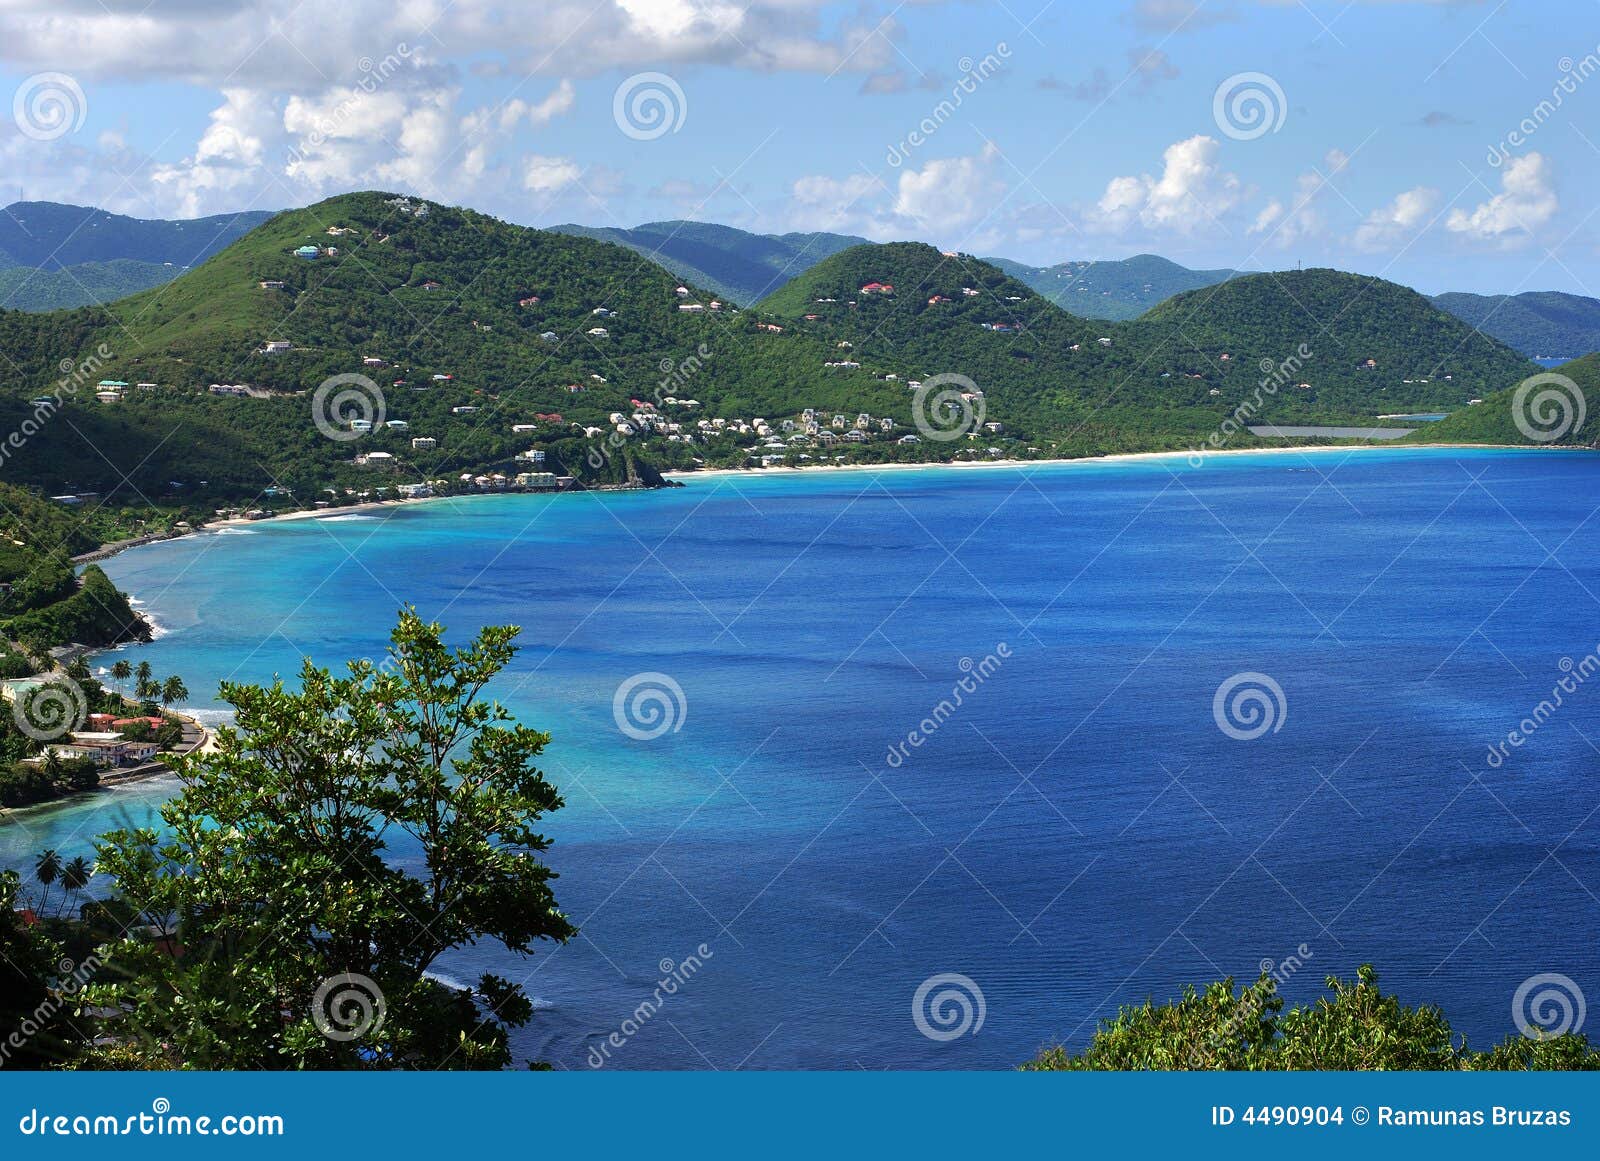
5,448,1600,1069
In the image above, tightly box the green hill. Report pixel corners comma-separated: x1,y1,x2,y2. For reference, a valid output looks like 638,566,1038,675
1404,353,1600,446
0,193,972,499
987,253,1240,321
0,258,188,312
759,246,1535,445
0,202,273,269
1132,269,1536,415
547,220,866,306
1431,290,1600,360
0,197,1545,518
0,482,147,657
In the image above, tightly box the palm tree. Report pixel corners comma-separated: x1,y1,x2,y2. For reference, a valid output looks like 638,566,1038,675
160,675,188,709
61,855,93,917
33,849,61,915
110,659,131,682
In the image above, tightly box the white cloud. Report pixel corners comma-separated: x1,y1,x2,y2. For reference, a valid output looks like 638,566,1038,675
788,173,884,233
150,88,281,218
523,154,582,194
1354,185,1441,250
1249,148,1348,247
1092,134,1243,234
893,143,1004,233
0,1,894,88
1446,152,1558,240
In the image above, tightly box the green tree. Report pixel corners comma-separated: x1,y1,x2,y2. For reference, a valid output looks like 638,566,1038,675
159,675,188,709
90,609,575,1070
0,870,79,1070
110,659,131,682
32,849,62,918
1024,965,1600,1071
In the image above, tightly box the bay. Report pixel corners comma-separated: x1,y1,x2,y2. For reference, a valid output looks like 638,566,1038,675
5,447,1599,1069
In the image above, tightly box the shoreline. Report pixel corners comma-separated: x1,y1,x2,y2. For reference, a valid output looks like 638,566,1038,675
664,440,1566,482
83,441,1576,565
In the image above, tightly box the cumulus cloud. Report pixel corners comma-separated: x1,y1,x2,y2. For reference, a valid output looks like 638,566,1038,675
150,88,282,218
893,143,1004,233
786,145,1012,241
1446,152,1558,240
1249,148,1348,247
1354,185,1441,250
788,172,885,233
1092,134,1243,234
0,1,895,89
523,154,583,194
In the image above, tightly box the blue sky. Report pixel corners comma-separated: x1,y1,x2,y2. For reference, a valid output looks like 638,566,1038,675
0,1,1594,294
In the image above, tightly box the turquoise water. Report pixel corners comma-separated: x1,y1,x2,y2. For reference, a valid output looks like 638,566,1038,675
6,448,1600,1068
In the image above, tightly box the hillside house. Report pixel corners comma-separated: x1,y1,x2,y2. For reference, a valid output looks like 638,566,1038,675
293,245,319,259
860,282,894,294
411,437,438,450
587,327,610,337
259,279,286,289
263,340,292,354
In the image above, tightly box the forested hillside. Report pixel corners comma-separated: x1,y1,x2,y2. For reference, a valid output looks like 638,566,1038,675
548,220,866,306
1431,290,1600,360
988,253,1240,321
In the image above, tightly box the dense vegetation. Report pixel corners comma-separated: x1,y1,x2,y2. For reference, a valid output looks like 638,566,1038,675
2,612,574,1070
1026,965,1599,1070
986,253,1240,321
1431,290,1600,360
0,483,150,655
1134,269,1533,415
759,244,1535,452
549,220,867,307
1406,353,1600,446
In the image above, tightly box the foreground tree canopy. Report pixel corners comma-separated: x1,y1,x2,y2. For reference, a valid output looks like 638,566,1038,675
84,609,575,1070
1025,965,1600,1071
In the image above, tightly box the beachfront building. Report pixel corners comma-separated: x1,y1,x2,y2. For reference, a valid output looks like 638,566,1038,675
50,732,160,770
